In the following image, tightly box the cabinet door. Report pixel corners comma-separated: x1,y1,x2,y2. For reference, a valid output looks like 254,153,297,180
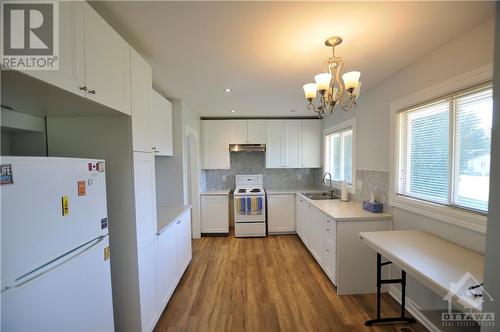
265,120,284,168
284,120,302,168
202,121,229,169
151,90,173,156
200,195,228,233
178,209,192,274
157,225,177,311
268,194,296,233
84,4,131,115
247,120,266,144
138,237,158,332
24,1,85,97
308,207,324,264
133,152,157,244
295,196,303,238
229,120,248,144
130,48,152,152
302,120,322,168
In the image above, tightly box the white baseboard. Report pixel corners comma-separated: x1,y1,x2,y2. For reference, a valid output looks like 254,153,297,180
388,285,442,332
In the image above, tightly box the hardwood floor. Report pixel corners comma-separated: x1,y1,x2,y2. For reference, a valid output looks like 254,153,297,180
154,233,428,332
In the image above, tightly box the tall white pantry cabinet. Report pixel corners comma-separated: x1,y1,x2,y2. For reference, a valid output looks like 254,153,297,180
12,2,181,331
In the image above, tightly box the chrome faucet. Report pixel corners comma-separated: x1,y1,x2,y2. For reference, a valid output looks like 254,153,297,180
322,172,335,197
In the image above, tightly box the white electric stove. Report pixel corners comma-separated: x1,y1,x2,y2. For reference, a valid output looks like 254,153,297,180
233,174,266,237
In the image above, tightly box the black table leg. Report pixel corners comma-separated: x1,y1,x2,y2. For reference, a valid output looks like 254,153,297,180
365,253,417,326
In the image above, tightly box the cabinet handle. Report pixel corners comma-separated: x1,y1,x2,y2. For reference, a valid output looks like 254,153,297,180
88,89,96,94
326,228,330,231
326,220,331,223
79,86,87,91
326,249,330,252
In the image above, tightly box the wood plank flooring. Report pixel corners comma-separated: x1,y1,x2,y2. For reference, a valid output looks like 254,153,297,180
154,233,428,332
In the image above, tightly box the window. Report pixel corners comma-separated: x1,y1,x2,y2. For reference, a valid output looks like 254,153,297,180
324,126,353,185
398,84,492,213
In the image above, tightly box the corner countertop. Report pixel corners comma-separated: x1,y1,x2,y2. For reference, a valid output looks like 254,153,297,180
297,193,392,222
200,189,232,196
156,204,192,234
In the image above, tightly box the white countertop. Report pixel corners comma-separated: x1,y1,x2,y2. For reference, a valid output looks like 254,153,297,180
156,204,191,234
200,189,232,196
265,188,324,195
360,230,484,311
298,193,392,221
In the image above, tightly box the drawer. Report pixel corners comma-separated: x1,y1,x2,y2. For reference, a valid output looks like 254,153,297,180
235,222,266,237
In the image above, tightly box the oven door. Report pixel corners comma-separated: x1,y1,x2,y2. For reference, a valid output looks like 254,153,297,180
234,195,266,222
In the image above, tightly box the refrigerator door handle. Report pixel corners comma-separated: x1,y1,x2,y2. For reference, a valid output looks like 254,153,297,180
2,235,107,293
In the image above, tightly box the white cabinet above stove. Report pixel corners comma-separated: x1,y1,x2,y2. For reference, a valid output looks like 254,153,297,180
229,120,265,144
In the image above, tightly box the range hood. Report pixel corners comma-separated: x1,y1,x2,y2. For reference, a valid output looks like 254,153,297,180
229,144,266,152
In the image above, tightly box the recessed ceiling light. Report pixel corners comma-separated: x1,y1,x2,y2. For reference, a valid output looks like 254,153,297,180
224,88,232,93
231,109,236,113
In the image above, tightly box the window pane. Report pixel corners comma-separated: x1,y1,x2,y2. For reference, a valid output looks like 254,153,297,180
331,134,341,181
454,89,492,211
403,102,450,203
343,130,353,184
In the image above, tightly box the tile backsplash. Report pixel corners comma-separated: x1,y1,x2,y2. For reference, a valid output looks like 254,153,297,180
353,169,390,212
205,152,319,190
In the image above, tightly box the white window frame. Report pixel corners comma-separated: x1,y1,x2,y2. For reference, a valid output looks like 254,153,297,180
323,118,357,193
390,64,492,234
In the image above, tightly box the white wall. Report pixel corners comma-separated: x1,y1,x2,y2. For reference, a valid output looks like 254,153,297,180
322,18,495,320
482,6,500,331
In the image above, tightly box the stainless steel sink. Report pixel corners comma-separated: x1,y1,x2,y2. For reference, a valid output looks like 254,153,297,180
301,192,340,200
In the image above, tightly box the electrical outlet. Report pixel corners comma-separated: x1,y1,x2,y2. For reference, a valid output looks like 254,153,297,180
222,175,227,181
357,180,362,191
297,174,303,180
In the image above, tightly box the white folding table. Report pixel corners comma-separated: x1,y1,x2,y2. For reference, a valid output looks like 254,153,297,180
359,230,484,326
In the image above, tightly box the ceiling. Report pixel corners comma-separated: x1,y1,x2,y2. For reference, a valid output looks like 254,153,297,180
91,1,494,117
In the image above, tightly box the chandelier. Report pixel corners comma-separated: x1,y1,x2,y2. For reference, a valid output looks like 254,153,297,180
302,36,361,117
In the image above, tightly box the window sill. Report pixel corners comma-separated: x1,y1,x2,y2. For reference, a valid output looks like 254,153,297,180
390,195,487,234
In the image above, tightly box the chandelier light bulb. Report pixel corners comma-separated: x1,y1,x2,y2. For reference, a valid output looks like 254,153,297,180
314,73,332,92
342,71,361,92
303,83,317,100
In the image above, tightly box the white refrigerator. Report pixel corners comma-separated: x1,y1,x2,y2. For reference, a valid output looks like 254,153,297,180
1,156,115,331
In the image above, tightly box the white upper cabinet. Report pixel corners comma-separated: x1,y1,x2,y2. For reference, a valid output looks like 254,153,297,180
265,120,285,168
265,119,321,169
23,1,86,97
247,120,266,144
151,90,173,156
302,120,322,168
229,120,248,144
228,120,265,144
130,48,152,153
84,4,131,115
284,120,302,168
202,120,230,169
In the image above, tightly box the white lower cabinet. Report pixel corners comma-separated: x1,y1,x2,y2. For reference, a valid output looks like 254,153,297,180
138,236,159,332
200,194,229,233
267,194,296,233
295,195,390,294
156,209,192,324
